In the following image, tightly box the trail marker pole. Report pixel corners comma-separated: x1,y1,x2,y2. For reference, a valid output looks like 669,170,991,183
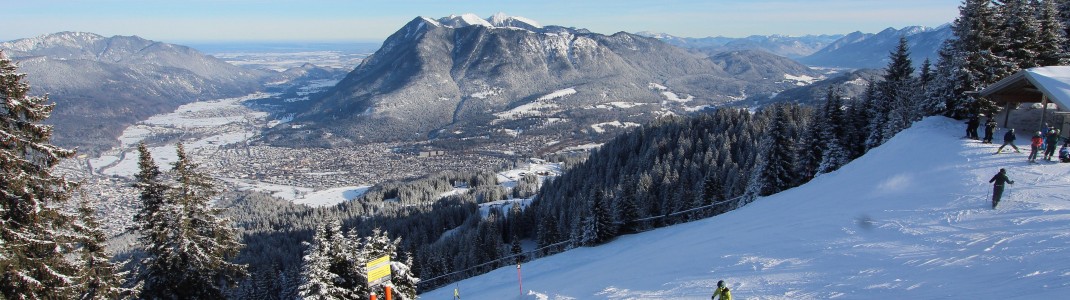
517,263,523,296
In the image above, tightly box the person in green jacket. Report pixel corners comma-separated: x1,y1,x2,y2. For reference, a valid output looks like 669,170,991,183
712,280,732,300
989,168,1014,209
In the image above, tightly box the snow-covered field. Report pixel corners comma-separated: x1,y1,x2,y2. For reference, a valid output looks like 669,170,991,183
87,91,373,208
92,93,272,177
421,117,1070,299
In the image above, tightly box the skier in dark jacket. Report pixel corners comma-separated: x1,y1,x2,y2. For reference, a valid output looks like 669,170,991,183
966,115,980,140
983,118,997,143
1044,129,1060,161
995,129,1020,154
989,168,1014,209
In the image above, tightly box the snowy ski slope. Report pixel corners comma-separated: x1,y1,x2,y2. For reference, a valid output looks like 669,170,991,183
420,117,1070,299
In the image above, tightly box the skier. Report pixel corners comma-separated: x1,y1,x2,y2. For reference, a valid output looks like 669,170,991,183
1029,131,1044,163
966,115,980,140
712,280,732,300
989,168,1014,209
983,118,997,143
1044,129,1060,161
995,128,1020,154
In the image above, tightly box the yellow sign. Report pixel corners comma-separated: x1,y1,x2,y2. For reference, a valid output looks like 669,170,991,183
367,255,392,284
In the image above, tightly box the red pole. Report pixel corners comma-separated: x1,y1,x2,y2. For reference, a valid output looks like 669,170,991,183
370,293,377,300
385,286,392,300
517,263,523,296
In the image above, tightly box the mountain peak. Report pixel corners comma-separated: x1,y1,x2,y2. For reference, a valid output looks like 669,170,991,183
417,13,543,31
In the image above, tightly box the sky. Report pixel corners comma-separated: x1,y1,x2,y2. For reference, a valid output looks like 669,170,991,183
1,0,961,43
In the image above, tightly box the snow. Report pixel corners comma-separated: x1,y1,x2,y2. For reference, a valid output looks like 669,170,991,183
537,88,577,101
590,121,640,133
784,74,821,86
1024,66,1070,109
291,185,371,207
422,117,1070,299
493,88,574,121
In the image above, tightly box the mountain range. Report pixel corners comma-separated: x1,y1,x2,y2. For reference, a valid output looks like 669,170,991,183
637,32,844,59
262,13,822,147
798,25,953,68
0,32,338,154
646,25,953,69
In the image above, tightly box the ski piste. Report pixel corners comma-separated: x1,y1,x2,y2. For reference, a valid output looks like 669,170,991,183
421,117,1070,299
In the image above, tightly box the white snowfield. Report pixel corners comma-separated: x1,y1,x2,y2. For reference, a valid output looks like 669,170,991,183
421,117,1070,299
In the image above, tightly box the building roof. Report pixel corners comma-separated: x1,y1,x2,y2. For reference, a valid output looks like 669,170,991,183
980,66,1070,109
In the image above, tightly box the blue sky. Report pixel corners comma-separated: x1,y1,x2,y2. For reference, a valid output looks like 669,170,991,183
1,0,961,43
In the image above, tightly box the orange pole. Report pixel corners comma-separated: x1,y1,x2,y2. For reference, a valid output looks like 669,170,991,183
370,293,377,300
385,286,393,300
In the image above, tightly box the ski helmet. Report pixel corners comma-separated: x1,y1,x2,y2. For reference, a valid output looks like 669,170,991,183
718,280,725,287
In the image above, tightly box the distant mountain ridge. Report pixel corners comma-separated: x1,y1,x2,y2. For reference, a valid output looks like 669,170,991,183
265,13,821,147
799,25,953,68
638,32,844,59
0,31,269,153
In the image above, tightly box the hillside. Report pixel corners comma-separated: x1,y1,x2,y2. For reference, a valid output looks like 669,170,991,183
421,117,1070,299
0,32,268,154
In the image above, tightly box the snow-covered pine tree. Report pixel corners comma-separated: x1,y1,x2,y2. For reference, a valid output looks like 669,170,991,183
171,143,247,296
796,99,825,182
136,143,247,298
999,0,1043,70
581,189,614,246
337,228,368,296
1037,0,1069,66
299,222,351,300
133,143,184,298
878,37,918,144
0,52,81,299
927,40,970,118
745,104,800,200
845,85,875,159
1059,0,1070,51
614,179,641,234
817,86,851,174
953,0,1004,115
74,197,132,299
362,228,418,300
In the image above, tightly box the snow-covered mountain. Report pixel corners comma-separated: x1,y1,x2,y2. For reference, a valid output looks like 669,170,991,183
639,32,843,59
800,25,953,68
421,117,1070,299
0,32,269,153
264,13,820,147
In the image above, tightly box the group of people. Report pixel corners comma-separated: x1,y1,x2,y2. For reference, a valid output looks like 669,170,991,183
990,120,1070,163
965,114,999,143
981,116,1070,209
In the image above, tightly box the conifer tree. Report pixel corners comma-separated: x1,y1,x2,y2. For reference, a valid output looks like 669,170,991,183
1037,0,1069,66
134,143,247,298
817,86,851,174
927,40,969,118
74,198,132,299
953,0,1003,115
746,104,799,199
877,37,918,145
0,52,81,299
299,222,352,300
999,0,1043,70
